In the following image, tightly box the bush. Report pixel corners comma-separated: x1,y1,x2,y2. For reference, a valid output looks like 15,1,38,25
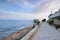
56,25,60,29
32,19,40,28
42,19,46,22
58,18,60,20
48,20,60,29
47,19,60,29
53,24,60,29
48,20,54,25
33,19,40,25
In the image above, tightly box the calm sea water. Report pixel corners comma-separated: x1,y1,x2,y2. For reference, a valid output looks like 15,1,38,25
0,20,33,38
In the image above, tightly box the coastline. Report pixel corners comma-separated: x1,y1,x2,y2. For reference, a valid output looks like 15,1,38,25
1,26,33,40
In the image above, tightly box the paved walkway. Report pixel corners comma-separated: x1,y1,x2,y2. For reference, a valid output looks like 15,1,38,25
31,22,60,40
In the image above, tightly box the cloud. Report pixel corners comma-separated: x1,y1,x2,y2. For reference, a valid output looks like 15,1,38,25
33,0,60,20
0,0,60,13
34,0,60,13
0,11,36,20
0,0,48,12
0,0,60,20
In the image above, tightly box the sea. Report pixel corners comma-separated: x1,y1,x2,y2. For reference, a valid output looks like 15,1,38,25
0,20,33,38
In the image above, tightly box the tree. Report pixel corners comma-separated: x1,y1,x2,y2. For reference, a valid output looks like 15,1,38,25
32,19,40,28
42,19,46,22
33,19,40,25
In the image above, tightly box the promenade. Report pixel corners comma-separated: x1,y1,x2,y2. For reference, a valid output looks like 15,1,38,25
30,22,60,40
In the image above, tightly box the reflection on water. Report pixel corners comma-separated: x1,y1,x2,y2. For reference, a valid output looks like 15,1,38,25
0,20,33,38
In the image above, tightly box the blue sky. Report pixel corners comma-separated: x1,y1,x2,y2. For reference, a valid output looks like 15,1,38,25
0,0,45,13
0,0,38,13
0,0,60,20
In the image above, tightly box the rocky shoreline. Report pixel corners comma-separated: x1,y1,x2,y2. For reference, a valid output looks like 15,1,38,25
0,27,32,40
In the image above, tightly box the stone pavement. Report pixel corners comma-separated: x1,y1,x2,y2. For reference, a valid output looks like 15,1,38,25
31,22,60,40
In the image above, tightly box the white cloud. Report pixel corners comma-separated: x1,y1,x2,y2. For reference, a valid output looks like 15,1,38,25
0,11,36,20
34,0,60,13
0,0,60,20
33,0,60,20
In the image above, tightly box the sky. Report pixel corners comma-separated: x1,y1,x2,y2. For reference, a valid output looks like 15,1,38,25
0,0,60,20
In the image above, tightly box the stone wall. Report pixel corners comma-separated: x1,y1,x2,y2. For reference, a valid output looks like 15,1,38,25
54,19,60,25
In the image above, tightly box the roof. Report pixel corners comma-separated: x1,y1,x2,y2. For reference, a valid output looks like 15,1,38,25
49,9,60,19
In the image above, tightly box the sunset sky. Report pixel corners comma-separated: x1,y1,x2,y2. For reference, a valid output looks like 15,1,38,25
0,0,60,20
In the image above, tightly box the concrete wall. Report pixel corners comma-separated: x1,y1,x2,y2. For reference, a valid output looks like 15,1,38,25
21,25,40,40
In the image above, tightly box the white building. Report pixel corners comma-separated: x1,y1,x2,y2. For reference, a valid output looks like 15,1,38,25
48,9,60,25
